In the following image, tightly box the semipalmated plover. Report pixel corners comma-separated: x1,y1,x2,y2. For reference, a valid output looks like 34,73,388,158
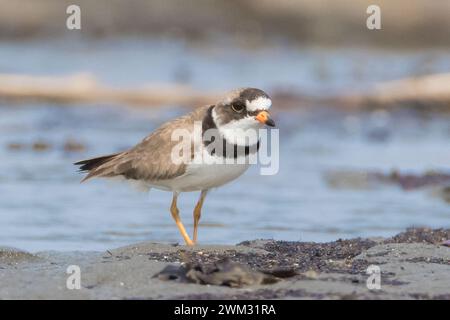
75,88,275,246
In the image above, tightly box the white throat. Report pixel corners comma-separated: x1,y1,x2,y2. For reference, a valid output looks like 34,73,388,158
212,108,260,146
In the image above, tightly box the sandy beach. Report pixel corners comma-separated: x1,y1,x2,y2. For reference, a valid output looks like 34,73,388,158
1,228,448,300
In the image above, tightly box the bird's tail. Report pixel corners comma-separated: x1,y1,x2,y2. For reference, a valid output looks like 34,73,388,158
74,153,121,182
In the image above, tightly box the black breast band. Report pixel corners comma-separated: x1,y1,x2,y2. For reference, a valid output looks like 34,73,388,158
202,106,260,159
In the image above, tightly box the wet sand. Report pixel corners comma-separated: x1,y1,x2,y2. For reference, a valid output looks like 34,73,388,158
0,228,449,299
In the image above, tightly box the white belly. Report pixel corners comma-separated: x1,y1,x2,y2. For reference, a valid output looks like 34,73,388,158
149,150,250,192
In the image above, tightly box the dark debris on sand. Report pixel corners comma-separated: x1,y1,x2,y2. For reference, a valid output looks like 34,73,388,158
240,238,377,274
148,244,366,277
147,238,378,278
146,228,450,299
385,227,450,245
147,228,450,287
154,258,279,288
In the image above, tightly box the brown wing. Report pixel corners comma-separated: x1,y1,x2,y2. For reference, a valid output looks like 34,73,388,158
76,105,209,182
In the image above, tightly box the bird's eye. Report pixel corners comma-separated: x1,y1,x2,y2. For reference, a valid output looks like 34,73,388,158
231,103,245,113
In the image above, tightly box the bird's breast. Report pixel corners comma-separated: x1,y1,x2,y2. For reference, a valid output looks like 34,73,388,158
168,148,250,192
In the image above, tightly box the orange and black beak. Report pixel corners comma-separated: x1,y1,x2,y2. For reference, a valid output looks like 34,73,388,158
255,110,275,127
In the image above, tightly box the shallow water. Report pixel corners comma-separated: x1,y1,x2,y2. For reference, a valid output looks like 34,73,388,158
0,39,449,252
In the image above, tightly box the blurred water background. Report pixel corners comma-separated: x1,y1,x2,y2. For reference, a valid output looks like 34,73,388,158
0,1,449,251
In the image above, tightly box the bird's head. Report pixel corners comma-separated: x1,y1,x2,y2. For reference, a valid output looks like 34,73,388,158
212,88,275,131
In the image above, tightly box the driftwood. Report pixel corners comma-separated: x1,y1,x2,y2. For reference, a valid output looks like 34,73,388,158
1,72,450,112
0,73,221,107
274,73,450,112
339,73,450,111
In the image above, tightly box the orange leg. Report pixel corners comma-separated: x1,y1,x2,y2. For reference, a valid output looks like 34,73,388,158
193,190,208,244
170,192,194,246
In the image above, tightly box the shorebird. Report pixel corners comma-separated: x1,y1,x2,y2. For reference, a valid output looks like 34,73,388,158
75,88,275,246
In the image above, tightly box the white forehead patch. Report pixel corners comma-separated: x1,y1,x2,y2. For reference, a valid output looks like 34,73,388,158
245,96,272,112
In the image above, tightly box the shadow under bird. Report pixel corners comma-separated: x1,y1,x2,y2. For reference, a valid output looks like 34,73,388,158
75,88,275,246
